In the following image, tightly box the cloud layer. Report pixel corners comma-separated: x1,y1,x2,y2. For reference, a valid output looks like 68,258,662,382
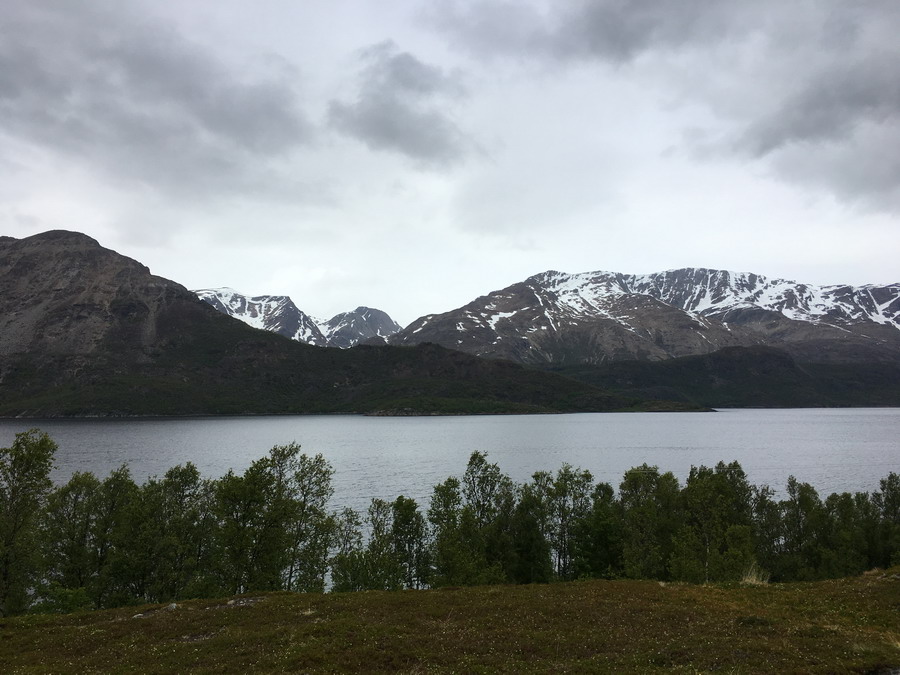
0,3,312,200
1,1,896,325
431,0,900,209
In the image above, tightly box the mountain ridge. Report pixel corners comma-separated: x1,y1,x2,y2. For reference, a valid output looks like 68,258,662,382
194,288,401,349
0,230,656,416
389,267,900,366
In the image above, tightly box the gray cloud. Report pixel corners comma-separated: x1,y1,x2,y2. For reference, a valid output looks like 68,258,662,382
328,41,475,167
430,0,761,63
0,2,313,200
429,0,900,210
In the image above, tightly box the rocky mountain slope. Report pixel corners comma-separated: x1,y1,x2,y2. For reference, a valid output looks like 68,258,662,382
194,288,400,348
319,307,401,349
390,269,900,365
0,231,652,416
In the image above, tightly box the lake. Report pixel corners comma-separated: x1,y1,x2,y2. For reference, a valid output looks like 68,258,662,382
1,409,898,513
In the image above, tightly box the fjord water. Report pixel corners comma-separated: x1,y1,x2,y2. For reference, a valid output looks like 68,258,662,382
1,409,898,512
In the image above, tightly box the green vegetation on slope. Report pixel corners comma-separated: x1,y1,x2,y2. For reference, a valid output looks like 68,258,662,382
1,573,899,673
545,346,900,408
0,325,688,416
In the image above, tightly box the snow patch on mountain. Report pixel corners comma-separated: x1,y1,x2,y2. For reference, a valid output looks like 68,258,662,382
194,289,400,348
390,267,900,366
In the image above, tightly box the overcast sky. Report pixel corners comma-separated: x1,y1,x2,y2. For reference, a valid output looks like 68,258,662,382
2,1,898,326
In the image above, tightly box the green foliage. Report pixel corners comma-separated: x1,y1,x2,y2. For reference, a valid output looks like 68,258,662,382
391,496,430,589
506,486,552,583
548,346,900,408
619,465,682,579
427,477,490,586
0,335,655,416
572,482,622,579
5,428,900,619
670,462,754,583
213,444,334,595
0,429,56,616
545,464,594,580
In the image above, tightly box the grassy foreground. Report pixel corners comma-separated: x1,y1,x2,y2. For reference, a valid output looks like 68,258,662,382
2,572,899,674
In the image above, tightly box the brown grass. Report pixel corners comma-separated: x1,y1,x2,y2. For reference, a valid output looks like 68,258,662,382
1,570,898,673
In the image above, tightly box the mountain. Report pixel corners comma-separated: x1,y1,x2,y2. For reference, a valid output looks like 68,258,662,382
390,268,900,366
0,231,663,416
195,288,328,345
319,307,401,349
194,289,400,348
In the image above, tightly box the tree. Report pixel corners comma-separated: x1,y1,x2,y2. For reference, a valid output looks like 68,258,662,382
750,483,781,578
572,481,623,579
330,507,366,592
546,464,594,580
362,498,404,591
89,466,139,608
214,460,286,594
0,429,56,615
507,485,552,584
670,462,753,583
462,451,513,529
391,496,429,589
277,448,334,593
819,492,870,578
42,472,101,590
619,464,682,580
873,472,900,567
111,463,215,604
778,476,826,580
427,476,486,586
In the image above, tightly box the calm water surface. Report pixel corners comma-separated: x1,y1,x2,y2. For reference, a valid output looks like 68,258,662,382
1,409,897,513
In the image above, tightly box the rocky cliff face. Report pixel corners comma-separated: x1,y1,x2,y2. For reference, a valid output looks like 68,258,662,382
194,289,401,348
390,268,900,365
0,230,201,359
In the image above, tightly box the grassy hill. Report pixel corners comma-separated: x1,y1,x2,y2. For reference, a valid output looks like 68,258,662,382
2,572,898,673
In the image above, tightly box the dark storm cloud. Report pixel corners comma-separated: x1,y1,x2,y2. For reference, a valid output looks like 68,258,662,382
430,0,900,210
328,41,475,167
739,51,900,155
0,3,313,199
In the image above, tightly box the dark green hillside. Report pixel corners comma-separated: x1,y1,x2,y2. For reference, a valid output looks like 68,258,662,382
546,346,900,408
0,324,659,416
0,231,693,416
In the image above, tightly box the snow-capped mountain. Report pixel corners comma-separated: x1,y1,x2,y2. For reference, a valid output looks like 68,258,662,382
389,269,900,365
320,308,402,349
195,288,328,345
194,288,401,348
624,268,900,328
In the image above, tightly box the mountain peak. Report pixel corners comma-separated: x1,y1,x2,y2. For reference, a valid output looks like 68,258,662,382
390,266,900,365
25,229,100,244
194,289,401,348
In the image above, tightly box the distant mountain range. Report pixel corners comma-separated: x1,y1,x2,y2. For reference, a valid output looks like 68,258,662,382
0,231,654,416
388,268,900,366
3,230,897,414
194,288,400,349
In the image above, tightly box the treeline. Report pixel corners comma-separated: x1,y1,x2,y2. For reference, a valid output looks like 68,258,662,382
1,430,898,616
